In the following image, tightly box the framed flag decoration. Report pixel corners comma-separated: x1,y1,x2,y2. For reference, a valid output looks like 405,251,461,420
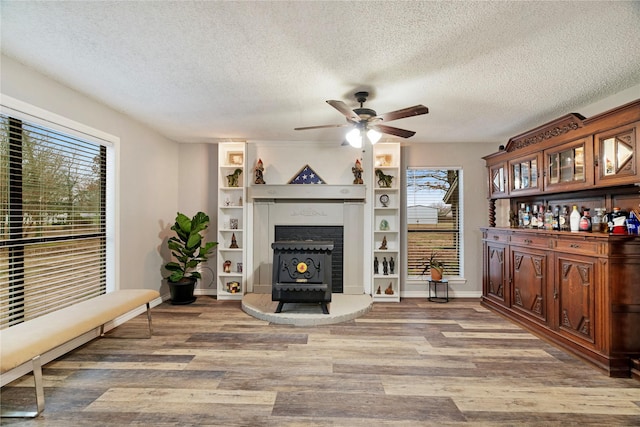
288,164,325,184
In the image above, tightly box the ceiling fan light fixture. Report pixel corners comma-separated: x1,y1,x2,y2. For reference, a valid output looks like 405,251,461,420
346,128,362,148
367,128,382,144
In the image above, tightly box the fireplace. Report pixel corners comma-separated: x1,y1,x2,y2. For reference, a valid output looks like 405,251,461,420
275,226,343,293
249,185,365,296
271,240,333,314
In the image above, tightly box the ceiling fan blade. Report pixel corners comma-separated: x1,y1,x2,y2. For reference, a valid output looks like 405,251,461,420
372,124,416,138
294,123,348,131
376,105,429,122
326,100,361,122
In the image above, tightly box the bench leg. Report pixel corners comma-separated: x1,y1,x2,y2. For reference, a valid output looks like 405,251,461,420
1,355,45,418
100,302,154,338
146,302,153,337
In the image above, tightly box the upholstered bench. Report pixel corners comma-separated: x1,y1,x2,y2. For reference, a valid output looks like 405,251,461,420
0,289,160,418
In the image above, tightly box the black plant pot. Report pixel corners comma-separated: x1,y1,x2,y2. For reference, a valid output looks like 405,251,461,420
168,277,197,305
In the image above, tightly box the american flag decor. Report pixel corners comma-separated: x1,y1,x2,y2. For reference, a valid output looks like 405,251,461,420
288,164,325,184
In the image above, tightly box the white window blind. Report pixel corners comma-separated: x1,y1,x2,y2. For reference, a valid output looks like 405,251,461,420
406,168,461,277
0,114,107,329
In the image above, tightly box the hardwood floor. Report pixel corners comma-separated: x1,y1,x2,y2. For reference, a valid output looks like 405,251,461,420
2,297,639,426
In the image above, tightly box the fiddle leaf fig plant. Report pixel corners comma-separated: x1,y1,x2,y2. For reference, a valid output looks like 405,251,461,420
164,211,218,282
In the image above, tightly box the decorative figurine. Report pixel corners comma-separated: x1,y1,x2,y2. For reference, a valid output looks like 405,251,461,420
379,236,387,250
380,219,389,230
230,233,239,248
376,285,381,294
255,158,265,184
374,256,379,274
375,169,394,188
389,257,395,274
352,159,364,184
383,257,388,275
226,168,242,187
223,260,232,273
385,283,394,295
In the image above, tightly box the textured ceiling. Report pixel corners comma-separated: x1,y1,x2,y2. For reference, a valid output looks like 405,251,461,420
1,1,639,144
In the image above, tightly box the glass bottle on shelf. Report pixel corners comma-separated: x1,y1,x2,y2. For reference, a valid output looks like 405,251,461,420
592,208,605,232
518,203,525,228
523,205,531,228
579,208,592,232
544,206,554,230
570,205,581,232
531,205,539,228
552,206,560,231
559,206,569,231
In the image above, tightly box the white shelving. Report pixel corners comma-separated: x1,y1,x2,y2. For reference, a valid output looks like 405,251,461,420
372,142,401,302
217,142,246,300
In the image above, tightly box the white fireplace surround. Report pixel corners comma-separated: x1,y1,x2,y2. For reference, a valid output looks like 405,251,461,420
248,185,367,295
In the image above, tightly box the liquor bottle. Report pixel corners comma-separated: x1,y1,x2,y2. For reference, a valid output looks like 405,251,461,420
592,208,605,232
559,206,569,231
523,205,531,228
518,203,525,228
531,205,539,228
544,206,554,230
552,206,560,230
579,208,592,232
570,205,581,232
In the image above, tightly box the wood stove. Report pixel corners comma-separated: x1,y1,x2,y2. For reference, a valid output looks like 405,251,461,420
271,240,333,314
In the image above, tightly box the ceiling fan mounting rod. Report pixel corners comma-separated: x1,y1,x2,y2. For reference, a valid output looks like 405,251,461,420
354,91,369,107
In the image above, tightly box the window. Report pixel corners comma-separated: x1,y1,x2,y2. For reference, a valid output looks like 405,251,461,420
0,113,108,329
406,168,462,278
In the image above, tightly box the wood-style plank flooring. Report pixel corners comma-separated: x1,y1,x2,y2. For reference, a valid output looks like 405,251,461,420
2,297,639,426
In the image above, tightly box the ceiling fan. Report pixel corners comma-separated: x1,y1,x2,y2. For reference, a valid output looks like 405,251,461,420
294,91,429,147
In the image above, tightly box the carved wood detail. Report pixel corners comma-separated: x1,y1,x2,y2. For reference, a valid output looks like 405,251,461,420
514,288,522,307
506,113,585,152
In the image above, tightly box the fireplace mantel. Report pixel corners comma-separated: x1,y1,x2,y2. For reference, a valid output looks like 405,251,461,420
248,185,366,201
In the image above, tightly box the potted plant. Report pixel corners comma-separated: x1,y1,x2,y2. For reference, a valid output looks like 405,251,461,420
164,211,217,305
421,251,445,281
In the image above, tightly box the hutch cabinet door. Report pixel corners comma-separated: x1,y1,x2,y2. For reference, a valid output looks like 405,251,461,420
510,246,549,325
553,253,597,347
543,137,594,192
484,241,509,307
488,162,508,198
594,121,639,187
507,152,543,196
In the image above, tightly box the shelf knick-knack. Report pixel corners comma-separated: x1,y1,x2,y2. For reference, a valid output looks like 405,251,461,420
379,236,387,250
226,168,242,187
230,233,239,248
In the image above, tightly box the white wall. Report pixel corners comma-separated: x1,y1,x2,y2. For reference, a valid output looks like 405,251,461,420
1,55,180,295
176,142,219,293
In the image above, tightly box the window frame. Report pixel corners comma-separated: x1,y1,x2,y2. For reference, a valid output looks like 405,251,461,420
404,166,464,281
1,95,119,326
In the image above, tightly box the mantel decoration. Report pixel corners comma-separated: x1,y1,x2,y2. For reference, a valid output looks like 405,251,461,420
254,158,265,184
352,159,364,184
164,211,217,305
289,164,325,184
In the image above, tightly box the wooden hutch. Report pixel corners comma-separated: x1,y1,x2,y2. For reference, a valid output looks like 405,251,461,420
481,99,640,378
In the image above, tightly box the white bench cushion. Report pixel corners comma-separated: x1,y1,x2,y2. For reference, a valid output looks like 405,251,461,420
0,289,159,373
